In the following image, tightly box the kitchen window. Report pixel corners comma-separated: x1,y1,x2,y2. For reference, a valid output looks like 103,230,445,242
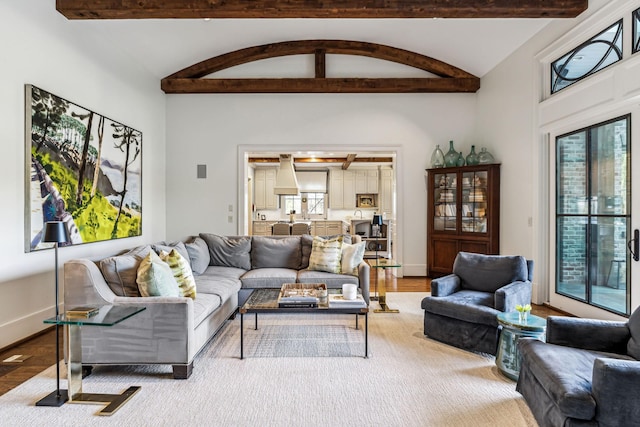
282,193,326,218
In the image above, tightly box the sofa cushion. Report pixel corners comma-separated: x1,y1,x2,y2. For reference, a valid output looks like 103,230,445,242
99,245,152,297
454,252,528,293
192,292,222,328
159,249,197,299
152,241,190,265
251,236,301,269
199,234,251,270
194,274,241,302
627,307,640,359
297,269,359,288
201,265,246,282
308,236,343,274
136,251,181,297
240,268,298,289
517,339,633,421
185,237,210,275
341,241,365,276
422,290,498,326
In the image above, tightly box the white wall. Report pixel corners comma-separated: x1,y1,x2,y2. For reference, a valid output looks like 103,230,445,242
166,93,477,276
0,2,166,349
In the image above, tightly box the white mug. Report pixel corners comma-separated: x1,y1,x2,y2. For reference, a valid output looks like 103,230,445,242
342,284,358,300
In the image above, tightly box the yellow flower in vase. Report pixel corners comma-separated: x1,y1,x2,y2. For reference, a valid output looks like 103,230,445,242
515,304,532,323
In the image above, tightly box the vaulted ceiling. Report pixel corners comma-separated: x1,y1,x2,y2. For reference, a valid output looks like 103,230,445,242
53,1,590,81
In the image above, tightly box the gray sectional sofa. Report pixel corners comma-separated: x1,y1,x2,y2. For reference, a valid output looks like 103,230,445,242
63,234,369,379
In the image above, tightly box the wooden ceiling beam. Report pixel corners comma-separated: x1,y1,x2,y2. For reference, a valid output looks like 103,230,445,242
342,154,357,170
161,40,480,93
161,77,480,94
56,0,588,19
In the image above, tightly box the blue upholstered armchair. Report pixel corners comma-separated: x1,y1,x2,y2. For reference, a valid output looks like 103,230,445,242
517,310,640,427
421,252,533,355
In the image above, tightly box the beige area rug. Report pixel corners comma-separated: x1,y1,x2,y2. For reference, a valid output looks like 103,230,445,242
0,293,537,426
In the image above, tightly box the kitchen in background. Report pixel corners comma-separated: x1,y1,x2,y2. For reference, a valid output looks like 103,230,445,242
249,152,395,259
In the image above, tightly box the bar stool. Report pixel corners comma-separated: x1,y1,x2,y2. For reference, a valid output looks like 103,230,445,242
271,223,291,235
291,223,310,235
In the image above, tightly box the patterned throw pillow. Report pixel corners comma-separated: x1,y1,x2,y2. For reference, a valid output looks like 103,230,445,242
308,236,343,274
341,241,366,276
160,249,197,299
136,251,180,297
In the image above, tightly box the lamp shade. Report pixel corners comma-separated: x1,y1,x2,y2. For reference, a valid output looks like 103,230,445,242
372,214,383,226
43,221,70,244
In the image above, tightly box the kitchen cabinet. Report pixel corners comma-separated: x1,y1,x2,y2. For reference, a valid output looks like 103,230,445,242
311,220,348,236
252,221,273,236
426,164,500,277
379,167,393,217
254,168,278,210
329,170,356,209
355,169,379,194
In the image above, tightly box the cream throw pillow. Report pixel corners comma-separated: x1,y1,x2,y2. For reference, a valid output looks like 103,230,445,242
160,249,197,299
136,251,180,297
341,241,366,276
308,236,343,274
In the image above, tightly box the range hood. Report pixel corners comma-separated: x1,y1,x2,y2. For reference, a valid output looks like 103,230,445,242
273,154,299,195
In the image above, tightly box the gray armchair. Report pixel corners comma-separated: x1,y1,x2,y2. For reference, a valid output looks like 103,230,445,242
517,310,640,427
421,252,533,355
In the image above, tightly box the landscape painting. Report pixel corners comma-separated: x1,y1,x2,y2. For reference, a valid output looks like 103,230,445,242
25,85,142,251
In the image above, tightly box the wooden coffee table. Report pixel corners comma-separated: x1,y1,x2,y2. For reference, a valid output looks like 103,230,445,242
238,288,369,359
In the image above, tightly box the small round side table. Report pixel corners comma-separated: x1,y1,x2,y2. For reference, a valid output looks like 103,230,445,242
495,312,546,381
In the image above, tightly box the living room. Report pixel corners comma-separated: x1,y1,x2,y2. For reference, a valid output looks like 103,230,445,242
2,0,640,424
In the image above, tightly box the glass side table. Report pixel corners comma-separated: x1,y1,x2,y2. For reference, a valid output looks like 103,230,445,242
495,312,546,381
368,258,401,313
44,305,146,416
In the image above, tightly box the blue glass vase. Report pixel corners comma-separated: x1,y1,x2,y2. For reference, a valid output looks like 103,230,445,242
444,141,458,167
466,145,479,165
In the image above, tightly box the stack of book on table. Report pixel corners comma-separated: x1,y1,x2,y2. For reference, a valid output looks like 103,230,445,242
66,306,100,318
328,294,367,308
277,283,326,308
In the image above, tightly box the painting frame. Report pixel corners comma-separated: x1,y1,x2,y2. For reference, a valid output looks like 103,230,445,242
24,84,143,252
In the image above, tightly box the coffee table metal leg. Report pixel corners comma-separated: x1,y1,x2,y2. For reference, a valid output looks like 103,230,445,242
365,312,369,358
255,313,258,330
240,312,244,360
355,314,359,330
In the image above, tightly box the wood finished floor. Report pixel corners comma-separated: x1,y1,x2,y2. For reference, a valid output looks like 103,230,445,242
0,276,564,397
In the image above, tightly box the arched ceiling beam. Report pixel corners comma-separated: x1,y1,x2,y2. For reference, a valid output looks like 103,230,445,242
56,0,588,19
161,40,480,94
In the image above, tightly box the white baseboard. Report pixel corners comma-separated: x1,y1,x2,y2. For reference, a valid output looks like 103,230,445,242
0,307,53,350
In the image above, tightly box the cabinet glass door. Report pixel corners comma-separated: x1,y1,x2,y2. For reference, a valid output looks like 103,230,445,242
461,171,488,233
434,172,457,232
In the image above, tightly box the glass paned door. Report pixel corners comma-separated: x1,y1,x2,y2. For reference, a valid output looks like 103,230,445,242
555,115,631,315
433,172,457,232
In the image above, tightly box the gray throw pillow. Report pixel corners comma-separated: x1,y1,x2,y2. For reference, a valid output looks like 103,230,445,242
199,233,251,271
251,236,301,269
453,252,527,293
627,308,640,359
99,245,152,297
152,241,189,264
185,237,210,275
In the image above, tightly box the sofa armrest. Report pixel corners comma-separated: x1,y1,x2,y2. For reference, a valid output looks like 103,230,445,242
592,358,640,425
494,281,532,312
64,259,118,307
430,274,461,297
547,316,630,353
358,261,370,304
